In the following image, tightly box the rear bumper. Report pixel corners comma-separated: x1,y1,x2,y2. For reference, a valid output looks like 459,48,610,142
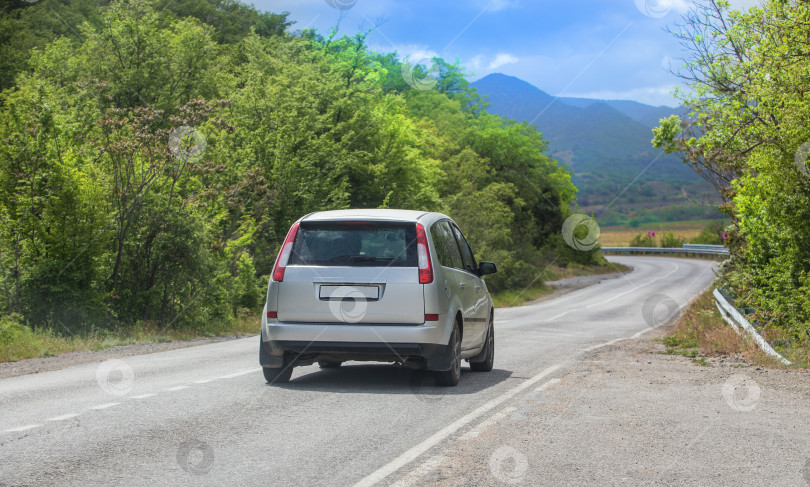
260,321,452,371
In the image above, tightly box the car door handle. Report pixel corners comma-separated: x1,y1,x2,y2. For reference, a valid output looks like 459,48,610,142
474,285,481,292
458,282,466,289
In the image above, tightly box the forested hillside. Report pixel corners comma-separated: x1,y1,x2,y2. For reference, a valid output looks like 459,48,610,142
0,0,591,336
473,73,721,225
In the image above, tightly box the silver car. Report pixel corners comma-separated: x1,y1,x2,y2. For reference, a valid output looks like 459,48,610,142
259,209,498,386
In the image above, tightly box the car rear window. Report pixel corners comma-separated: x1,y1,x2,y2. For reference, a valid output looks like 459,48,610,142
288,221,418,267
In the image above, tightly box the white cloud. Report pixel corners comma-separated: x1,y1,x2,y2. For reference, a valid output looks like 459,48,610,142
373,44,440,62
469,55,484,71
488,53,519,70
562,85,680,107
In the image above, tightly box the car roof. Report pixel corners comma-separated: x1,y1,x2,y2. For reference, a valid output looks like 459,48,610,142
302,209,443,223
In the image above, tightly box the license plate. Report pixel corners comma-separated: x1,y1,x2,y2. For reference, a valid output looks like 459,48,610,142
319,285,380,301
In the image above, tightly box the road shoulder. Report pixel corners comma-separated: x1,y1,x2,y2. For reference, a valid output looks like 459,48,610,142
399,327,810,486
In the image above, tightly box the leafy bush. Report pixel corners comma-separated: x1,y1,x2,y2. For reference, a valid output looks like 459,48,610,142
661,231,686,248
691,221,725,245
629,233,656,247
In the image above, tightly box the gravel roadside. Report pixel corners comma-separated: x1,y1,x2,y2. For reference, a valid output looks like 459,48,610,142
400,327,810,486
531,269,631,305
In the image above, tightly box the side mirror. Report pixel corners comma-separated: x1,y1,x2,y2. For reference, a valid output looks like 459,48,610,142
478,262,497,276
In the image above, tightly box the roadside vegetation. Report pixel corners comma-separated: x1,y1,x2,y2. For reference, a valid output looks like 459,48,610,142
653,0,810,350
491,262,630,308
0,0,612,361
663,288,809,368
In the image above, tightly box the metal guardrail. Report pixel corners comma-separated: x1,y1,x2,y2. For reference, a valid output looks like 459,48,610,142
601,246,729,256
683,244,726,250
713,289,791,365
683,244,726,249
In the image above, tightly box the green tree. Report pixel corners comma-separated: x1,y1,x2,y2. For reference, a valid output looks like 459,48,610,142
653,0,810,335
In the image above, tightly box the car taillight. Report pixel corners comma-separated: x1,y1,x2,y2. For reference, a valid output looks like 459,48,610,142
271,222,300,282
416,223,433,284
425,314,439,322
267,311,277,319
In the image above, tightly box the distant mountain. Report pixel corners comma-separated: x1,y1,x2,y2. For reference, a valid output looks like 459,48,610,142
471,74,718,225
557,97,685,129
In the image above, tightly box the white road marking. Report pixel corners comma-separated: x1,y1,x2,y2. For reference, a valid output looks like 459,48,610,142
534,378,561,392
353,364,561,487
3,367,265,434
4,424,42,433
389,454,448,487
540,311,571,323
46,413,80,422
458,406,518,442
89,403,120,410
131,393,157,399
581,338,623,352
585,262,680,309
217,368,261,379
631,327,654,340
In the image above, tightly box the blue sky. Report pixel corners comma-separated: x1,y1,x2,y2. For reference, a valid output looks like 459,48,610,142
255,0,760,107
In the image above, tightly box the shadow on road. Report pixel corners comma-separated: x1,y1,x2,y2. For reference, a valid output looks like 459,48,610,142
268,363,513,396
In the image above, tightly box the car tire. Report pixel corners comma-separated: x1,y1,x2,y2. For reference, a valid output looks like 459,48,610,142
435,321,461,387
263,360,293,384
470,318,494,372
318,361,342,369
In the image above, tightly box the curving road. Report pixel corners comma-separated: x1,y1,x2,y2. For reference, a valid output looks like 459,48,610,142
0,257,716,486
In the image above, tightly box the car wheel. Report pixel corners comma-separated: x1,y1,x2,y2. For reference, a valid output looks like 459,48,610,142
435,321,461,387
318,361,342,369
263,359,293,384
470,318,494,372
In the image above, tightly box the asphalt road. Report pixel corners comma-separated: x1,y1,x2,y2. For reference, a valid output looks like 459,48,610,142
0,257,717,487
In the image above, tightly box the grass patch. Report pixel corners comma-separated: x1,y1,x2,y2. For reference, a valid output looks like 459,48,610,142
600,219,728,247
492,283,555,308
0,311,259,363
692,357,711,367
665,287,810,368
492,262,631,308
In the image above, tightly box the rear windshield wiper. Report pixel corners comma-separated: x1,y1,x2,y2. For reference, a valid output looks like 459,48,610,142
349,256,396,262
